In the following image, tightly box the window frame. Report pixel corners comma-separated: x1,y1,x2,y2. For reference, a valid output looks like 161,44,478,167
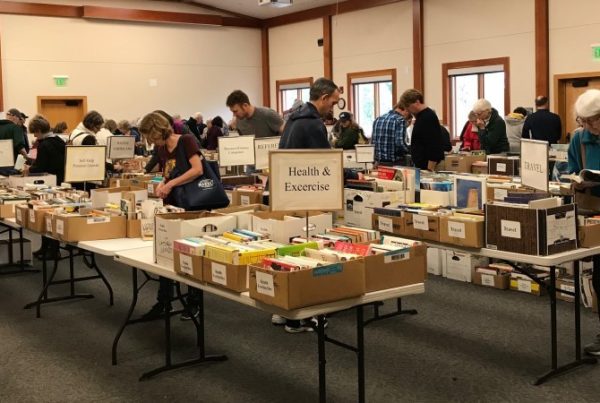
275,77,313,113
442,57,510,138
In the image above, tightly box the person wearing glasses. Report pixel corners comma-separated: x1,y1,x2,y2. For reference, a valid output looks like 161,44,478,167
472,99,509,154
567,89,600,357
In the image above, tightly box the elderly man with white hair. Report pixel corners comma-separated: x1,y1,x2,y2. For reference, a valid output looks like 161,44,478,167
568,88,600,357
186,112,206,141
472,99,509,154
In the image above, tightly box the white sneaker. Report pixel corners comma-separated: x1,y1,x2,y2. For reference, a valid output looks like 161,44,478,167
271,314,286,325
284,323,314,333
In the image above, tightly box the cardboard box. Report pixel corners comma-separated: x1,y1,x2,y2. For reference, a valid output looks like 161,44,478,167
53,213,126,242
420,189,453,206
154,211,236,264
485,203,578,255
0,203,17,218
487,155,520,176
471,163,488,175
363,244,426,292
344,188,409,229
232,189,263,206
444,154,485,173
202,257,248,292
15,204,29,228
221,175,257,187
251,211,332,244
9,174,57,188
485,184,530,202
43,210,55,235
444,252,488,282
579,223,600,248
214,204,270,230
27,207,59,233
0,239,32,264
556,278,575,302
427,247,445,275
371,213,404,235
510,277,545,296
126,219,142,238
248,260,365,310
174,250,203,282
439,216,484,248
91,186,147,209
472,271,510,289
401,212,440,242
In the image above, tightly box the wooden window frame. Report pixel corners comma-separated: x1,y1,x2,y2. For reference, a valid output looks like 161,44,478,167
347,68,397,116
275,77,313,113
442,57,510,138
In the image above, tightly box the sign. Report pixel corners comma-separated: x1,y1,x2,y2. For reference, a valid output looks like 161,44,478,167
107,136,135,159
218,135,255,167
355,144,375,163
593,44,600,60
254,136,280,170
269,150,344,212
0,139,14,168
520,138,549,192
53,75,68,87
64,145,106,182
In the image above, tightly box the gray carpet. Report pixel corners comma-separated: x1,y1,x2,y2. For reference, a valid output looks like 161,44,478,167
0,254,599,403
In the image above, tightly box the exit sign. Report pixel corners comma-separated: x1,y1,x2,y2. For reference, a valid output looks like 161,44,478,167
53,75,68,87
594,46,600,60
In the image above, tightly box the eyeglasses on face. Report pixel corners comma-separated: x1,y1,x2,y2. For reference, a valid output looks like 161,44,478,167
577,115,600,125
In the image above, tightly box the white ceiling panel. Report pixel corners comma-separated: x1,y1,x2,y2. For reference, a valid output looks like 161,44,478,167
183,0,344,19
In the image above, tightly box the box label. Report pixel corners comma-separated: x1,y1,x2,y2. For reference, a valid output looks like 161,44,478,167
413,215,429,231
87,216,110,224
448,221,466,239
494,188,508,201
46,216,52,232
313,264,342,277
179,254,193,275
378,216,393,233
384,251,409,263
29,210,35,223
16,208,22,221
517,279,532,293
501,220,521,239
56,219,64,235
481,274,495,287
559,284,575,297
147,183,154,194
211,262,227,285
496,163,506,173
255,270,275,297
240,195,250,206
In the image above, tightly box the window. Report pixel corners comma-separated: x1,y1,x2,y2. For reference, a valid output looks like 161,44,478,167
276,77,313,113
348,69,397,138
442,58,510,138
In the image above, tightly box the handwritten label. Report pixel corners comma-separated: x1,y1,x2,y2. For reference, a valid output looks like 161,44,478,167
107,136,135,159
46,216,53,232
255,270,275,297
413,215,429,231
64,146,106,182
211,262,228,286
16,208,22,222
496,162,506,173
179,254,193,275
240,195,250,206
56,219,64,235
29,210,35,223
481,274,495,287
378,216,393,233
87,216,110,224
494,188,508,200
517,279,532,293
501,219,521,239
448,221,466,239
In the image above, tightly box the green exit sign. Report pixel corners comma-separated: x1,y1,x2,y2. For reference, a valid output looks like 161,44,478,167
53,76,68,87
593,46,600,60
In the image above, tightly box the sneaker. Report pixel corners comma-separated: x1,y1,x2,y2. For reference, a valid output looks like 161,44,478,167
271,314,286,326
180,306,200,321
284,319,314,334
584,334,600,356
307,317,329,330
140,302,170,321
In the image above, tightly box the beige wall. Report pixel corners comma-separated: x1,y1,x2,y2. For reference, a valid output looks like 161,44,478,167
13,0,223,14
1,6,261,123
423,0,536,122
332,1,413,113
268,18,324,111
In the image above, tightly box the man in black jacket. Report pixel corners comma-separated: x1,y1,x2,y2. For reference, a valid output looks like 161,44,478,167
521,95,562,143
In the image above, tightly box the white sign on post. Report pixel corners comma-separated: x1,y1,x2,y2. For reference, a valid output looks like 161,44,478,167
254,136,280,170
0,139,14,168
218,135,256,167
64,146,106,182
107,136,136,159
355,145,375,163
269,150,344,212
520,138,549,192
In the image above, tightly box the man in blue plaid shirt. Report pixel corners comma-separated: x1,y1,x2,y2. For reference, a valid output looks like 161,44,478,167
371,102,411,166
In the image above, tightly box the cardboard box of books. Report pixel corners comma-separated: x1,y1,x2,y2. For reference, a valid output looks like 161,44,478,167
91,186,147,209
420,189,453,206
0,197,28,218
9,174,57,188
248,259,365,310
27,206,60,233
444,251,488,282
578,222,600,248
251,211,332,244
401,211,440,242
202,257,248,292
444,154,485,173
154,211,236,265
214,204,270,229
221,175,256,187
556,277,576,302
439,214,484,248
486,183,529,202
173,238,204,282
472,266,511,289
362,237,427,292
488,155,519,176
427,247,446,275
510,271,547,296
15,204,29,228
126,219,142,238
53,210,126,242
471,161,488,175
485,200,578,256
231,187,263,206
344,186,410,229
371,213,404,235
43,210,56,235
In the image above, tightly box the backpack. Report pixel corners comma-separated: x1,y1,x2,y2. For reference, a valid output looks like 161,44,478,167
357,128,369,144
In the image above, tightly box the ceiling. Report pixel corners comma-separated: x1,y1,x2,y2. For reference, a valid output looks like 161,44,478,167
184,0,343,19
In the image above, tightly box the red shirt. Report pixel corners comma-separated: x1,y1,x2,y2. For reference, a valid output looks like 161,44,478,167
461,122,481,151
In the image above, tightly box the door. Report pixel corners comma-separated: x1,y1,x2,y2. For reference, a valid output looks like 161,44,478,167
555,74,600,143
37,96,87,134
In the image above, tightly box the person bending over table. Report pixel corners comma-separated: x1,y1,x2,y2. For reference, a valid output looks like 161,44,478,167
139,111,204,321
567,88,600,357
24,115,65,260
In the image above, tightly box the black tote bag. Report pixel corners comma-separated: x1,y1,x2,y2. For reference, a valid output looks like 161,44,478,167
169,136,230,211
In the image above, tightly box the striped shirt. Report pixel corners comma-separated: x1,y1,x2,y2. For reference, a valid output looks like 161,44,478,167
371,110,408,162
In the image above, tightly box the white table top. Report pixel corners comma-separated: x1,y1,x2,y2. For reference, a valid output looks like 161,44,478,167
77,238,152,256
0,217,20,229
114,246,425,319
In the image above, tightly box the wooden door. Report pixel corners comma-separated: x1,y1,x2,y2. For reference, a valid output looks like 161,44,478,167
555,73,600,142
37,96,87,133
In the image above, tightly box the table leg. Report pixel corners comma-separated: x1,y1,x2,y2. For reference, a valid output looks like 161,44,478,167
112,267,139,365
88,252,114,306
318,314,327,403
356,306,365,403
364,298,418,327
